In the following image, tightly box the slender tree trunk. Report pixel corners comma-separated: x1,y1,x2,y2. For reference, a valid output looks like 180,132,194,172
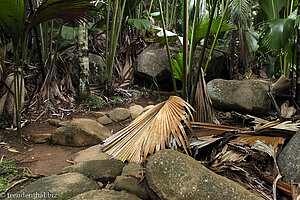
78,22,90,97
296,1,300,106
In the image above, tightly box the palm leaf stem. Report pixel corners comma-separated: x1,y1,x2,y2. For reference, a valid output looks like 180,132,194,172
28,0,46,80
188,0,202,100
105,0,111,85
190,0,217,106
158,0,178,95
204,0,230,73
13,45,21,138
182,0,188,100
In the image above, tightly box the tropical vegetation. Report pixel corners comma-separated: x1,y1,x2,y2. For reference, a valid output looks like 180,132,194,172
0,0,299,162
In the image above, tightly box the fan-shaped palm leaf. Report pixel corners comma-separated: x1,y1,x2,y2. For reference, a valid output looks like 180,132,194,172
102,96,195,163
0,0,24,47
261,18,295,52
229,0,254,25
29,0,97,30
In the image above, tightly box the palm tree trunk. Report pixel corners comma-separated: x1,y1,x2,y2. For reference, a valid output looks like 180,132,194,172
78,22,90,96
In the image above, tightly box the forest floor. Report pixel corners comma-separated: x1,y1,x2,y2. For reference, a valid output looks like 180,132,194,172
0,97,161,176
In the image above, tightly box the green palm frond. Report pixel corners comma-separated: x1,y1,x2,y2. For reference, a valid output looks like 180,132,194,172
258,0,287,19
230,0,254,25
191,17,235,45
261,18,295,52
30,0,97,30
171,53,184,81
102,96,195,163
0,0,24,47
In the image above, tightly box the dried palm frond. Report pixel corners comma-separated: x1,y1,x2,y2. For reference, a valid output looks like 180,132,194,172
194,68,218,123
102,96,195,163
233,135,285,149
255,120,300,137
191,121,250,137
271,75,291,97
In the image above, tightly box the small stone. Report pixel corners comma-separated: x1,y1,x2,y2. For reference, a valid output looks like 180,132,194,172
225,112,232,118
108,108,130,122
92,111,106,118
129,103,136,107
97,115,113,125
72,144,111,163
52,118,112,147
49,119,62,127
147,101,154,105
132,90,142,101
28,134,52,144
98,182,104,188
129,105,144,120
58,121,70,127
143,105,155,113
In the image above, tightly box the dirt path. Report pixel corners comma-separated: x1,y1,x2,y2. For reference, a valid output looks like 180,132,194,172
0,111,131,176
0,98,161,176
0,120,85,175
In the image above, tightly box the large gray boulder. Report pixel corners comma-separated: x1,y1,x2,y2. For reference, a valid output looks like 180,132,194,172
136,43,170,83
6,172,100,200
278,131,300,183
135,44,227,83
61,160,124,182
146,149,263,200
52,118,112,147
88,53,106,85
70,189,141,200
72,144,111,163
207,79,271,115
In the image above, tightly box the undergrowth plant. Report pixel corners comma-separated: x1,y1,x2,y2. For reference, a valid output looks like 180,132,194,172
0,0,97,137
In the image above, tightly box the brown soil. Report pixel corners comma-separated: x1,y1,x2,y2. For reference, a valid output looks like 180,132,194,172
0,98,160,176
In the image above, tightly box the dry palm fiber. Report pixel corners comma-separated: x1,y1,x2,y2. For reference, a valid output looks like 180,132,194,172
194,68,218,123
102,96,195,163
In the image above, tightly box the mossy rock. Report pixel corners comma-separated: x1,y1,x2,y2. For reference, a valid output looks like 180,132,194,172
70,189,141,200
62,160,124,182
146,150,263,200
6,172,100,200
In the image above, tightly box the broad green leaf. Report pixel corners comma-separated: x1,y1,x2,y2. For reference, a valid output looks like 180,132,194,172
0,0,24,47
128,19,152,30
245,29,260,52
171,53,184,81
261,18,295,52
151,12,161,20
61,25,78,40
191,18,235,45
258,0,287,20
